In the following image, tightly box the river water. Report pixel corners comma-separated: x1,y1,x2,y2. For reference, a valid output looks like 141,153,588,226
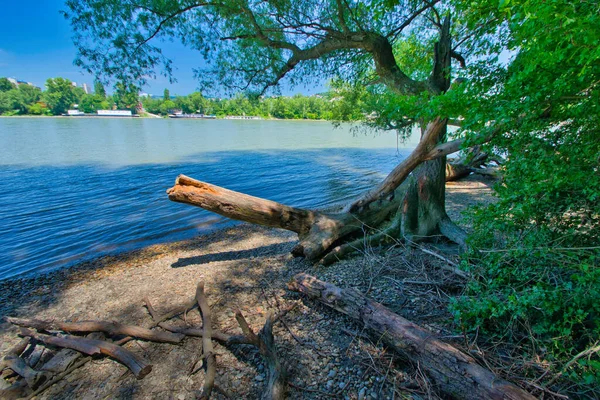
0,117,417,280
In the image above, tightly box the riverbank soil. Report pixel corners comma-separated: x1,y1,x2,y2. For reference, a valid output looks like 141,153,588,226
0,175,501,399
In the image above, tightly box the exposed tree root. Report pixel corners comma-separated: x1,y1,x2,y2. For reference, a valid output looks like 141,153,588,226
438,216,468,250
321,217,402,266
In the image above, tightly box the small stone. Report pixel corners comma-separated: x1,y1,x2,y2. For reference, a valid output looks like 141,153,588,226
328,369,337,378
338,381,346,390
358,387,367,400
326,380,334,389
255,374,265,382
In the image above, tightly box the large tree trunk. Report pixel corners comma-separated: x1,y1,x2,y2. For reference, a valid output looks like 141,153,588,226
166,17,468,262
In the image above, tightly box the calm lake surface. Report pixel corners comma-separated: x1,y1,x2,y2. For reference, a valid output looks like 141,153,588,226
0,118,417,280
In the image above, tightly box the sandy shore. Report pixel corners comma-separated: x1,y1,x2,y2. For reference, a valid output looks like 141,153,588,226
0,176,495,399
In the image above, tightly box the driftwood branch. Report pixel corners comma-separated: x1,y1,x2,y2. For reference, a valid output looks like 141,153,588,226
0,380,29,400
25,356,92,400
288,273,535,400
18,329,152,379
143,295,198,326
6,317,184,344
196,282,216,400
234,311,286,400
0,337,48,390
144,290,289,399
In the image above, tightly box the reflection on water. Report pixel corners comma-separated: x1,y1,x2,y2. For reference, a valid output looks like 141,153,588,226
0,118,417,280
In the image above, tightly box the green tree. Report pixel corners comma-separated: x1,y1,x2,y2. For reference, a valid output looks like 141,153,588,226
43,77,78,115
113,82,139,113
94,80,106,98
163,88,170,101
64,0,600,393
0,78,16,92
79,93,109,113
64,0,472,260
431,0,599,391
159,100,176,115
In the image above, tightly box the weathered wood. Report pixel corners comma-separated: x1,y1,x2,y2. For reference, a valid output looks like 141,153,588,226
144,291,288,399
39,349,82,373
288,273,535,400
7,317,184,344
167,175,317,235
0,380,29,400
18,329,152,379
235,311,286,400
164,117,466,263
0,355,47,389
26,356,92,400
143,295,198,327
0,338,48,389
196,282,216,400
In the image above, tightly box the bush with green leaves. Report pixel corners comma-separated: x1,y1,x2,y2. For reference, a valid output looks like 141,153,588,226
450,0,600,392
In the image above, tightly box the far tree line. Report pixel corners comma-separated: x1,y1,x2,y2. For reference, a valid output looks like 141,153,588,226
0,76,364,121
0,77,138,116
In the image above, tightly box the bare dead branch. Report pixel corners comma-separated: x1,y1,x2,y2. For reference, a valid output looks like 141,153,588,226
196,282,216,400
18,329,152,379
7,317,184,344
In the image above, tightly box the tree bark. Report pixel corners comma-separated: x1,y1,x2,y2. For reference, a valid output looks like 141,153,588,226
288,273,535,400
167,175,316,235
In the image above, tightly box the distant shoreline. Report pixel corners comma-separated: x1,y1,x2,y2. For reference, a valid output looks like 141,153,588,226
0,114,336,122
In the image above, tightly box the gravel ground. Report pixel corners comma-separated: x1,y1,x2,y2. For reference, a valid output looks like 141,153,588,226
0,175,496,400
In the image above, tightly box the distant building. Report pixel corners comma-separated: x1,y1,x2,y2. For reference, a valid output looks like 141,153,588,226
81,83,91,94
97,110,133,117
71,81,77,87
6,77,40,90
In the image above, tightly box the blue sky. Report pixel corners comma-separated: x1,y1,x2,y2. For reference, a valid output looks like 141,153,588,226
0,1,323,96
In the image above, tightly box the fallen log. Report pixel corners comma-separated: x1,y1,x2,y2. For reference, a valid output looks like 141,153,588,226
167,175,317,235
165,119,475,263
18,329,152,379
288,273,535,400
7,317,184,344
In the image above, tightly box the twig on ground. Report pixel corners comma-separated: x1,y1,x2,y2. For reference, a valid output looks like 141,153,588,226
196,282,216,400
